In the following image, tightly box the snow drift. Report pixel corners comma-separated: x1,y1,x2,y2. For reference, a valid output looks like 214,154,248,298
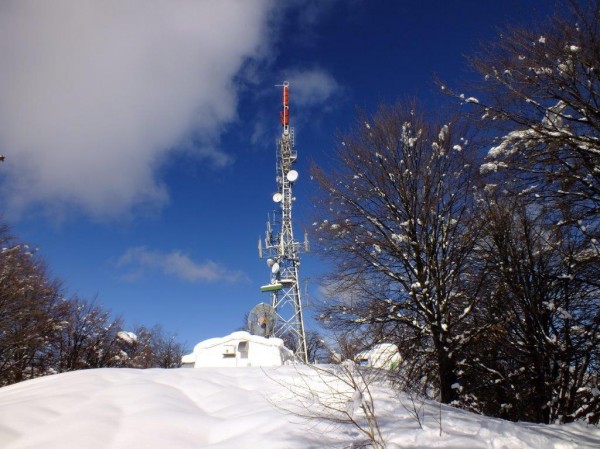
0,366,598,449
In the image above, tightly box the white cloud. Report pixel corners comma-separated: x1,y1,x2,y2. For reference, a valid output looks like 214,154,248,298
287,68,340,107
248,67,341,147
0,0,275,219
117,246,247,283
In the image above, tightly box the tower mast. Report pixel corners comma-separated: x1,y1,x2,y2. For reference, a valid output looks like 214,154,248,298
258,81,308,363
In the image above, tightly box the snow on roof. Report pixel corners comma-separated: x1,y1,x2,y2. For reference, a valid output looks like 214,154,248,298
356,343,400,369
182,331,295,368
116,331,137,344
192,331,285,351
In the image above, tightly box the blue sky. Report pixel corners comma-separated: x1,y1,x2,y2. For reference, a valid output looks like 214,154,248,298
0,0,550,348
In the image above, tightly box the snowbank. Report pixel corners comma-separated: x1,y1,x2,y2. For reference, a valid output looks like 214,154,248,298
0,366,598,449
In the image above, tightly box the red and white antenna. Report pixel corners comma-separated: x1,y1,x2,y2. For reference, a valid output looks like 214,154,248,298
279,81,290,136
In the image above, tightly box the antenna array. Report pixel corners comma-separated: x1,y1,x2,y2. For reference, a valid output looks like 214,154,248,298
258,81,309,362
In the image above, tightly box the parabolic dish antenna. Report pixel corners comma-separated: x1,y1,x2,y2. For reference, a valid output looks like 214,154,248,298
273,192,282,203
286,170,298,182
248,302,276,337
271,262,280,274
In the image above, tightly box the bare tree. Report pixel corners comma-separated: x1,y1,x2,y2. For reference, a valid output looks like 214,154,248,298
311,103,484,403
463,194,600,424
53,297,124,372
304,329,333,364
0,225,65,385
454,0,600,232
147,325,185,369
0,220,187,384
122,324,184,369
435,1,600,423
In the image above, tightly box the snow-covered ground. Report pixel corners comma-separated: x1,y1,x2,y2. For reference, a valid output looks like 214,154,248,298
0,366,598,449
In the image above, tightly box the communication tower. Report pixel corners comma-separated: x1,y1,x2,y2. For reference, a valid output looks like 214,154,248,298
258,81,309,363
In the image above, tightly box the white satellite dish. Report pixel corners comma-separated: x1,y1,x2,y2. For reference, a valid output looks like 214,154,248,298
286,170,299,182
248,303,276,337
267,258,275,267
273,192,282,203
271,262,280,274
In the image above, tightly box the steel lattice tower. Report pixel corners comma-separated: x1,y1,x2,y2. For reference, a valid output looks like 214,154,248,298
258,81,308,363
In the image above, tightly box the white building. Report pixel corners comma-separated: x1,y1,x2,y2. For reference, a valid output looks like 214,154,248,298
181,331,295,368
355,343,400,370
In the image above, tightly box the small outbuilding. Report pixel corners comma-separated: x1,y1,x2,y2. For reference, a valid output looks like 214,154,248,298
181,331,295,368
355,343,401,370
